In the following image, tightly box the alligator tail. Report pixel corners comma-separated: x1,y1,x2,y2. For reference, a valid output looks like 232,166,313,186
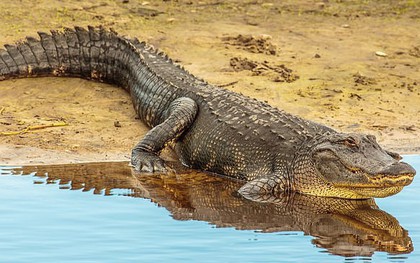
0,26,137,89
0,26,197,128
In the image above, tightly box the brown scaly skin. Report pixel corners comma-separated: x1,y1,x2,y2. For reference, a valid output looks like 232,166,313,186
9,162,414,257
0,26,416,199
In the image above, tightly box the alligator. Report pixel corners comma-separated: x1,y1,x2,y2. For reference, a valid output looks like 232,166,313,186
7,162,414,256
0,26,416,199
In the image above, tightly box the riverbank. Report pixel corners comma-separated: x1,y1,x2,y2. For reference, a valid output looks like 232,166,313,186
1,0,419,165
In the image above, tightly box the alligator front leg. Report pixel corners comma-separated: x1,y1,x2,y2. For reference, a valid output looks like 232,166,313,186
131,97,198,172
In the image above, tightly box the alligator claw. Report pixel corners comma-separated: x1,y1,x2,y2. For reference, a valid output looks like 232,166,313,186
131,152,169,173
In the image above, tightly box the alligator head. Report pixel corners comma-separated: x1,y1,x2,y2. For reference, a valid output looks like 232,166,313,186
295,133,416,199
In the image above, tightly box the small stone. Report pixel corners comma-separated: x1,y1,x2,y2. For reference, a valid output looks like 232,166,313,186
259,34,272,40
114,121,122,128
375,51,387,57
314,53,321,58
341,24,350,28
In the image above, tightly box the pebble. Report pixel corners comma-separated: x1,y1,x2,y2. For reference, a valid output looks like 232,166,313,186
375,51,388,57
259,34,272,40
114,121,122,128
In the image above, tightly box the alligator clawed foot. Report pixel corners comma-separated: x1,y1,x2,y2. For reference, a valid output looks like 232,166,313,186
131,152,171,173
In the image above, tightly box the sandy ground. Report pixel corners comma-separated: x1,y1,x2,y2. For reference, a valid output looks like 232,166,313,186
0,0,419,165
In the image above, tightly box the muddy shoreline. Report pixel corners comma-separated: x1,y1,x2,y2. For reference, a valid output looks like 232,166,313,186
1,0,419,165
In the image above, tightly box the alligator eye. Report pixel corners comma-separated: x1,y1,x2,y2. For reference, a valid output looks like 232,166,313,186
341,138,358,148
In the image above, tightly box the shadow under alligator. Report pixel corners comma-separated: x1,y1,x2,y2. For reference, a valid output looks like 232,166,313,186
8,161,413,257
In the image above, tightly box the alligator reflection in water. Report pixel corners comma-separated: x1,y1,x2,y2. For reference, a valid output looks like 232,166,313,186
11,162,412,257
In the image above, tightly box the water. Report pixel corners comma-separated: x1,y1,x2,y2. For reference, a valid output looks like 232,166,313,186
0,156,418,263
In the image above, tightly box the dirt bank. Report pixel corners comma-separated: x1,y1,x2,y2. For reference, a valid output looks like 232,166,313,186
0,0,419,165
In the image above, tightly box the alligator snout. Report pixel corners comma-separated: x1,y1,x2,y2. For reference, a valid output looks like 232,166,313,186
373,161,416,187
381,162,416,177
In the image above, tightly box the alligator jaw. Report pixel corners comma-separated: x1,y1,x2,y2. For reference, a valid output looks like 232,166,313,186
335,185,405,199
333,161,416,198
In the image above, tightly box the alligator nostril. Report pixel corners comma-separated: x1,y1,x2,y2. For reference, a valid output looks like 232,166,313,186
385,150,402,161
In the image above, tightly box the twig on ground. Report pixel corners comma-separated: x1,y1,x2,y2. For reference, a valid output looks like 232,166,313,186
0,122,68,136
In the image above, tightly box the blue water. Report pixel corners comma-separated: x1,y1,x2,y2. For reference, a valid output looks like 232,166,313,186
0,156,418,263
